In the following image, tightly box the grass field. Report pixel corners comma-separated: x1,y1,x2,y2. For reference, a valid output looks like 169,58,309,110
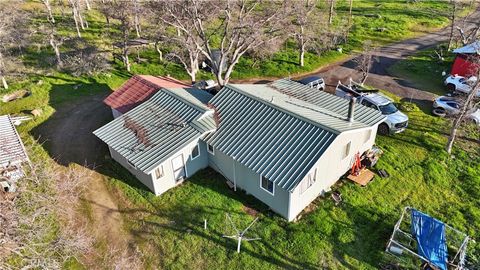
388,47,455,96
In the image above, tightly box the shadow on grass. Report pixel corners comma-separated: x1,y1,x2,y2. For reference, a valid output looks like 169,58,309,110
82,165,393,269
30,79,114,171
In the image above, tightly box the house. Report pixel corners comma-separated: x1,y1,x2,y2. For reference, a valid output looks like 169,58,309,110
104,75,190,118
204,79,385,221
0,115,30,185
94,87,216,195
94,79,386,221
451,41,480,77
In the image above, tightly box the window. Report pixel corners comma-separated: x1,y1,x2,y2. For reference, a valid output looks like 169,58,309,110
361,99,376,109
364,130,372,144
344,142,351,159
191,145,200,159
207,144,214,154
260,175,274,195
154,165,164,180
300,169,316,194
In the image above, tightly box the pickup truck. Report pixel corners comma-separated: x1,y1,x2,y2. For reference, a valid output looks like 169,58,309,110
335,80,409,135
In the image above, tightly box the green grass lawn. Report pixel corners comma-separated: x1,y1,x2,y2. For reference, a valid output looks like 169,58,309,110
388,47,455,96
101,95,480,269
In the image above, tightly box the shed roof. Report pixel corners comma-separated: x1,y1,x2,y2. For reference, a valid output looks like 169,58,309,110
94,88,214,173
453,41,480,54
0,115,29,167
104,75,190,114
204,81,384,192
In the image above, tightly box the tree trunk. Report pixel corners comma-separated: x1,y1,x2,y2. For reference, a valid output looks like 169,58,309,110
360,72,368,85
123,47,130,72
446,117,460,154
155,41,163,61
43,0,55,23
135,16,141,38
1,76,8,90
329,0,335,25
448,1,457,51
71,7,82,37
78,9,86,30
49,36,63,68
299,45,305,67
84,0,91,10
349,0,353,25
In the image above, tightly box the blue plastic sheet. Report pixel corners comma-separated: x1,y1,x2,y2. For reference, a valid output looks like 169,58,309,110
411,210,448,270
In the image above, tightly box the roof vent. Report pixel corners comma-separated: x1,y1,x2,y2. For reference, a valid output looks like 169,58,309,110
348,97,356,123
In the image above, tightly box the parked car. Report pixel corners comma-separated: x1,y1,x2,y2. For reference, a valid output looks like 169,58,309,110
336,80,409,135
295,76,326,90
444,75,479,97
432,96,480,125
193,79,218,93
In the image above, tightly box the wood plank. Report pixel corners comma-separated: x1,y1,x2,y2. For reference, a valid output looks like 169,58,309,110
347,168,375,186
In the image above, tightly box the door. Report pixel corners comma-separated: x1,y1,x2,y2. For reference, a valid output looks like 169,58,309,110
172,154,185,181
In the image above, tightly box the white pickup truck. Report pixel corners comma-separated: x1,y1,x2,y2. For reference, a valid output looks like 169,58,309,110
335,80,409,135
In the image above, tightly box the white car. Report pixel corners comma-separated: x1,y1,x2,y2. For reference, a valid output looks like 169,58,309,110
433,96,480,125
444,75,479,97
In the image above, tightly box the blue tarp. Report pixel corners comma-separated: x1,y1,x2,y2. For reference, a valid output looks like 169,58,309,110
411,210,448,270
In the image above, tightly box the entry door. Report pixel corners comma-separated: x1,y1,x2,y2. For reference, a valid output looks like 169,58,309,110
172,154,185,181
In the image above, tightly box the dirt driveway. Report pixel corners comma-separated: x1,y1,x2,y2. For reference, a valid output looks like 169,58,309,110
32,93,132,251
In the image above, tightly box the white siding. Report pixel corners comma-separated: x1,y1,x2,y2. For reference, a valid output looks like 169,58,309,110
287,124,379,221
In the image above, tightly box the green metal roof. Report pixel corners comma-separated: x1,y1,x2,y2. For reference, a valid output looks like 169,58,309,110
205,81,385,192
94,88,214,173
271,79,386,128
205,85,337,192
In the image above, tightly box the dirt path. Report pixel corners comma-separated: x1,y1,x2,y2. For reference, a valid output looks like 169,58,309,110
32,94,131,251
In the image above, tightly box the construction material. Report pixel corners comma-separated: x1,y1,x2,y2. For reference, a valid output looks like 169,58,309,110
347,168,375,186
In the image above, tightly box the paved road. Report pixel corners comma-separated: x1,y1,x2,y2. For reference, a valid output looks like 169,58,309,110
299,8,480,104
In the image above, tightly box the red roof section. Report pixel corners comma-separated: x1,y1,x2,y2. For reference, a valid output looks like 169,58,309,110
104,75,190,114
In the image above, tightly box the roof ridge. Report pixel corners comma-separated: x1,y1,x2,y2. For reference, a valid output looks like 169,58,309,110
162,88,212,114
224,84,341,134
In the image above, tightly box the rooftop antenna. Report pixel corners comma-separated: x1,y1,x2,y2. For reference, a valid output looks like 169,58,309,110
222,214,261,253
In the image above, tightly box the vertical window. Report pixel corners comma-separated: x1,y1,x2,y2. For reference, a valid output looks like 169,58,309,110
260,175,274,195
344,142,351,159
300,169,316,194
191,145,200,159
207,144,214,154
154,165,164,179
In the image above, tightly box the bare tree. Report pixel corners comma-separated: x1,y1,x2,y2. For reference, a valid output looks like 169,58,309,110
328,0,335,25
105,1,136,72
0,2,28,90
159,0,287,87
348,0,353,25
447,0,458,51
67,0,88,38
133,0,142,38
42,0,56,24
290,0,317,67
446,53,480,154
354,40,376,85
455,8,480,46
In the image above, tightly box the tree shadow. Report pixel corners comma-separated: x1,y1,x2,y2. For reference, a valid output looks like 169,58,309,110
30,80,113,170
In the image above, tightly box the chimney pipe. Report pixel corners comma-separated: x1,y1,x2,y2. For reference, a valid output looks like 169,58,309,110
348,97,356,123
